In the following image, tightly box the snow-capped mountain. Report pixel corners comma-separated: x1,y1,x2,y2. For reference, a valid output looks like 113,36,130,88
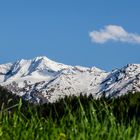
0,56,140,104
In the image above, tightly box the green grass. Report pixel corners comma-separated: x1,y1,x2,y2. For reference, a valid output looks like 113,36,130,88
1,86,140,140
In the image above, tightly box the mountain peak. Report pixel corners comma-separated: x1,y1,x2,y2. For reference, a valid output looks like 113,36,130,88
33,56,51,62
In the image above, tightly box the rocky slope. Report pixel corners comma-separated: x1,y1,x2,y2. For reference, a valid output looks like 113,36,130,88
0,56,140,104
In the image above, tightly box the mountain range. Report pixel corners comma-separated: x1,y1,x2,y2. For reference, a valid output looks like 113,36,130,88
0,56,140,104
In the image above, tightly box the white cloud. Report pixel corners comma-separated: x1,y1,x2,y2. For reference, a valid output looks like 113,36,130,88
89,25,140,44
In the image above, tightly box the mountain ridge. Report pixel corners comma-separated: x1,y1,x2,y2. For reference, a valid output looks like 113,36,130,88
0,56,140,104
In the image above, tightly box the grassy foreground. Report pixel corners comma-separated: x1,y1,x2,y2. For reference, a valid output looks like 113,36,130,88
1,87,140,139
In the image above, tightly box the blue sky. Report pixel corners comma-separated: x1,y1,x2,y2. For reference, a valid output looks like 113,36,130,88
0,0,140,71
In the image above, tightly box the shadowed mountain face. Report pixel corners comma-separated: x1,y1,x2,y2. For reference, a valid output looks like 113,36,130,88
0,56,140,104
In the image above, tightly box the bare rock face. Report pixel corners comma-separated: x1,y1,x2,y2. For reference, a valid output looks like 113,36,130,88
0,56,140,104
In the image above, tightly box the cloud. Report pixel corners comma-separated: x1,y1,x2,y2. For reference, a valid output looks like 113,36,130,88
89,25,140,44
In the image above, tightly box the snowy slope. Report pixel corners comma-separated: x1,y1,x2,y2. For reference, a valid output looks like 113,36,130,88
0,56,140,104
1,56,71,86
91,64,140,98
